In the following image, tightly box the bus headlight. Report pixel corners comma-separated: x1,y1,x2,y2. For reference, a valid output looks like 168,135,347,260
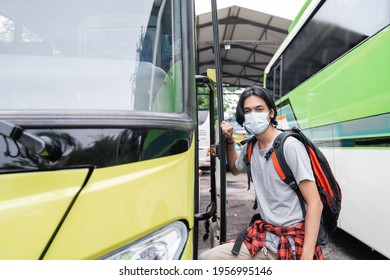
100,221,188,260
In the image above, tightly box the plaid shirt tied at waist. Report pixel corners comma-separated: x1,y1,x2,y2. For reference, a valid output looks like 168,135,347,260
243,219,324,260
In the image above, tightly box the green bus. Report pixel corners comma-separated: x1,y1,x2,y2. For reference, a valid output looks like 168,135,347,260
264,0,390,258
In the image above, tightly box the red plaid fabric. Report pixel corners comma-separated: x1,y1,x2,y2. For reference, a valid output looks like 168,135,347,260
243,219,324,260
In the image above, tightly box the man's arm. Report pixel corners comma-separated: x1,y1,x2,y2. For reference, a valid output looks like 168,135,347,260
220,121,239,175
298,179,323,260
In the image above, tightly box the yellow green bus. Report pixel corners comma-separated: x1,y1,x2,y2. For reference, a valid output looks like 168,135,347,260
0,0,223,260
264,0,390,258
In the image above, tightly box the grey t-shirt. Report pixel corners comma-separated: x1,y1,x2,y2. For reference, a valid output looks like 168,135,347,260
236,135,315,252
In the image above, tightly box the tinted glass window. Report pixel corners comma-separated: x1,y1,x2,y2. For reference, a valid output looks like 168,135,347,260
266,68,274,93
280,0,390,95
274,62,281,100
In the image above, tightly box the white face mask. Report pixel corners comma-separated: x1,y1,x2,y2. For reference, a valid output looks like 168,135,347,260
243,111,270,135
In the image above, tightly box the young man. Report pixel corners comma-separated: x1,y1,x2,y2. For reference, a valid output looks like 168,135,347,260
199,86,324,260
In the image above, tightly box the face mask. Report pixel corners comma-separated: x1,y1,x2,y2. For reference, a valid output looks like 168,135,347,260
243,111,270,135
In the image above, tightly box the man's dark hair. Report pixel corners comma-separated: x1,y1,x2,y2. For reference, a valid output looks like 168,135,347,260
236,86,278,126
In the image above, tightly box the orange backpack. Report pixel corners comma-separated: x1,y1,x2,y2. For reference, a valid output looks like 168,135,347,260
243,127,342,245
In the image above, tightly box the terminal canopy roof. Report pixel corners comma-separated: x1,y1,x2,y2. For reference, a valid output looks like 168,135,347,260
196,6,291,88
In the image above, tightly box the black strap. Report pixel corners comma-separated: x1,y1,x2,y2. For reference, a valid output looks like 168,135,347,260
231,229,247,255
252,199,258,210
202,219,210,241
231,213,261,255
243,136,256,190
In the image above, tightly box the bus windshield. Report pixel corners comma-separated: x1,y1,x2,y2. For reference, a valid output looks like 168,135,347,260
0,0,183,113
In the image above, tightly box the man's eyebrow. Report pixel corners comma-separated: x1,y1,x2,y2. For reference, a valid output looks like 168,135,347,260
244,104,264,110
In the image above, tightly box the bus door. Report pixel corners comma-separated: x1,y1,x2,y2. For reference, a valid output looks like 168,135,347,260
194,0,228,256
194,73,227,258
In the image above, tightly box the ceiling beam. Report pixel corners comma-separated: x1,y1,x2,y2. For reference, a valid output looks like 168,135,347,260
199,56,267,72
197,16,288,35
197,44,274,57
198,40,283,47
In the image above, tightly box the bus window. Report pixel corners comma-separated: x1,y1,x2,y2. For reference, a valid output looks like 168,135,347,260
197,82,211,170
273,60,281,100
0,0,182,113
272,0,390,96
198,109,210,169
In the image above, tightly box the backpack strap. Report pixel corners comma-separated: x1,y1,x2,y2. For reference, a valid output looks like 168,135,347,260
243,136,259,210
271,130,307,217
231,213,261,255
231,229,247,256
243,136,257,191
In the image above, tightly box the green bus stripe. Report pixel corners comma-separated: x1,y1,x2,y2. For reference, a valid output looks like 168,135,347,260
302,113,390,148
313,136,390,148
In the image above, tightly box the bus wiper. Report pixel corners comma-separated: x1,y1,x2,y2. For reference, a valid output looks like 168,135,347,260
0,120,62,162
